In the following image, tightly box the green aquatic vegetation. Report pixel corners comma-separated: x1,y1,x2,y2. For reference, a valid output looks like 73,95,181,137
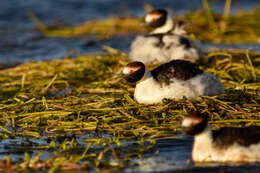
181,8,260,43
0,48,259,171
28,7,260,43
28,10,146,38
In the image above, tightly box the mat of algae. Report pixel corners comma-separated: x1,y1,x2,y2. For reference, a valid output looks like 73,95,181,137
0,47,259,172
29,7,260,44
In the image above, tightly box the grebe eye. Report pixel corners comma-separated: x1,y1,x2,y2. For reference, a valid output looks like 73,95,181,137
130,69,134,74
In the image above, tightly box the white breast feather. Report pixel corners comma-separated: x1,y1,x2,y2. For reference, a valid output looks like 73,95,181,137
134,72,225,104
192,126,213,162
163,35,201,60
193,135,260,162
130,34,202,63
129,36,168,63
192,125,260,162
134,78,163,104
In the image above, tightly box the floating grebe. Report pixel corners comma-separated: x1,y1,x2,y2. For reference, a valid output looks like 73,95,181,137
182,111,260,162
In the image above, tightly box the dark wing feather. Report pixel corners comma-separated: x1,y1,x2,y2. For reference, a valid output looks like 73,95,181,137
151,60,203,85
212,126,260,148
144,33,165,48
179,36,192,49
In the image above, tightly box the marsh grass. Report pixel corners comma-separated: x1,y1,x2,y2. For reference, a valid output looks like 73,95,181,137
28,7,260,43
28,10,146,39
182,8,260,43
0,48,259,171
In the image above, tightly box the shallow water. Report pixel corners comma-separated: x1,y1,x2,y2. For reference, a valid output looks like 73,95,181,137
0,0,260,172
125,136,193,172
2,134,260,172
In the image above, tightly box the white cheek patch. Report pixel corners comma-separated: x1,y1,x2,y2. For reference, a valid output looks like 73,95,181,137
182,118,201,128
145,14,161,23
123,67,138,75
123,67,131,74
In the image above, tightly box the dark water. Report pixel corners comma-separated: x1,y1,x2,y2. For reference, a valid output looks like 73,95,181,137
0,0,259,65
2,134,260,172
0,0,260,172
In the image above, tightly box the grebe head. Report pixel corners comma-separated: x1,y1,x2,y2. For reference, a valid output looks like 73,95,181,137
144,9,168,28
121,61,146,83
182,111,208,136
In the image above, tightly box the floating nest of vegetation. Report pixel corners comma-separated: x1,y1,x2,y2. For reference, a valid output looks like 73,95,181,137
28,7,260,43
0,47,259,171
